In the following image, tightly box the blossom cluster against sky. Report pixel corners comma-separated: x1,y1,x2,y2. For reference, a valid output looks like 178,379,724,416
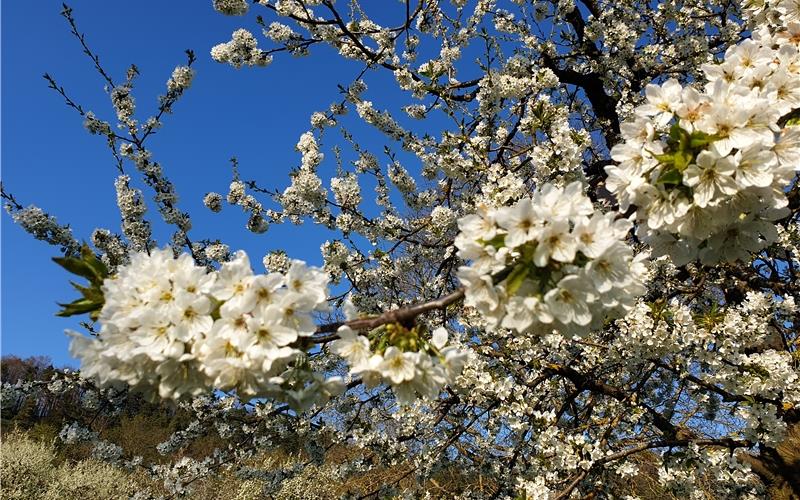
1,1,394,365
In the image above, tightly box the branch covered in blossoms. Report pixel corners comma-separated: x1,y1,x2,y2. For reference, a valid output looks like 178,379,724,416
62,247,469,410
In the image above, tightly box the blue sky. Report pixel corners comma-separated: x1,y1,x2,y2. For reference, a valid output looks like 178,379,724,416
2,1,426,366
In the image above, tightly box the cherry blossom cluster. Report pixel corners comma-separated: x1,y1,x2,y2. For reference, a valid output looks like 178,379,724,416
65,247,470,409
455,182,647,337
211,29,272,68
330,324,467,405
212,0,248,16
166,66,194,93
67,248,344,408
605,22,800,265
114,174,152,252
743,0,800,26
4,204,80,256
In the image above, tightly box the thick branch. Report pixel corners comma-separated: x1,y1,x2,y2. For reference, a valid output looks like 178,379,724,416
314,287,465,337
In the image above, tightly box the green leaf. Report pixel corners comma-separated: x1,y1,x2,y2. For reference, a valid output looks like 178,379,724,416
69,281,103,302
651,151,675,166
56,298,102,317
741,364,771,379
80,244,108,283
669,123,683,142
668,123,690,149
689,131,717,149
480,234,507,250
53,244,108,285
657,168,683,186
504,264,529,295
674,149,693,171
778,108,800,127
53,242,107,318
53,257,97,281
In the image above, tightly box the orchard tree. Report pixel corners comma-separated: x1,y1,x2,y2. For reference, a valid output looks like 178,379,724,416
3,0,800,497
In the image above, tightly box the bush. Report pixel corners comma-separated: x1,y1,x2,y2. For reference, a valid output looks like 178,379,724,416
1,431,58,499
43,459,140,500
1,431,142,500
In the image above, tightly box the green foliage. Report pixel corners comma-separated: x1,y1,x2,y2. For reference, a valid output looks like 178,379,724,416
647,298,673,323
651,123,719,191
53,243,108,320
505,263,530,295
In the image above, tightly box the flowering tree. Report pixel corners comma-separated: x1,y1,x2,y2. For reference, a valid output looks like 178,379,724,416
4,0,800,497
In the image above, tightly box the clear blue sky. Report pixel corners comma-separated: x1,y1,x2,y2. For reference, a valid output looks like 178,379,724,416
2,1,421,366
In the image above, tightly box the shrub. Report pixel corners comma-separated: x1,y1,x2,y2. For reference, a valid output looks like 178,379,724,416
1,431,58,499
1,431,142,500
